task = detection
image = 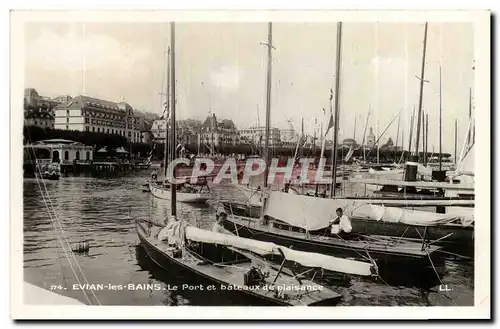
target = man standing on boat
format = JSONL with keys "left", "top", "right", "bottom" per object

{"left": 329, "top": 207, "right": 353, "bottom": 239}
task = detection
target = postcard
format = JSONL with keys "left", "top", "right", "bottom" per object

{"left": 10, "top": 9, "right": 490, "bottom": 320}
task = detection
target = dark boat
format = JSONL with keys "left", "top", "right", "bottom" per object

{"left": 219, "top": 192, "right": 474, "bottom": 248}
{"left": 136, "top": 219, "right": 345, "bottom": 306}
{"left": 217, "top": 192, "right": 445, "bottom": 266}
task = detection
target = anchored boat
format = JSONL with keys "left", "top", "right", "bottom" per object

{"left": 218, "top": 191, "right": 445, "bottom": 264}
{"left": 149, "top": 180, "right": 210, "bottom": 204}
{"left": 136, "top": 219, "right": 351, "bottom": 306}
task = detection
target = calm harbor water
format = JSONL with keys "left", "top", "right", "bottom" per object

{"left": 23, "top": 172, "right": 474, "bottom": 307}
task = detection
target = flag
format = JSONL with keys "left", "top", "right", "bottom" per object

{"left": 329, "top": 88, "right": 333, "bottom": 101}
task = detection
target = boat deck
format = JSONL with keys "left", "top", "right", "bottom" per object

{"left": 138, "top": 223, "right": 341, "bottom": 306}
{"left": 223, "top": 215, "right": 440, "bottom": 259}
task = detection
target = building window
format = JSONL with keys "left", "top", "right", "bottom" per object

{"left": 86, "top": 126, "right": 89, "bottom": 132}
{"left": 86, "top": 151, "right": 90, "bottom": 160}
{"left": 66, "top": 110, "right": 69, "bottom": 116}
{"left": 34, "top": 120, "right": 38, "bottom": 125}
{"left": 81, "top": 110, "right": 84, "bottom": 116}
{"left": 75, "top": 151, "right": 80, "bottom": 160}
{"left": 66, "top": 125, "right": 69, "bottom": 130}
{"left": 66, "top": 118, "right": 69, "bottom": 123}
{"left": 64, "top": 151, "right": 69, "bottom": 161}
{"left": 92, "top": 127, "right": 95, "bottom": 132}
{"left": 107, "top": 128, "right": 109, "bottom": 133}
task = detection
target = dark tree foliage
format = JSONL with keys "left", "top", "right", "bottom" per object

{"left": 23, "top": 126, "right": 153, "bottom": 157}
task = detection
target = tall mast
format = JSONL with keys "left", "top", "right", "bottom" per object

{"left": 170, "top": 22, "right": 177, "bottom": 216}
{"left": 263, "top": 22, "right": 273, "bottom": 188}
{"left": 362, "top": 106, "right": 370, "bottom": 162}
{"left": 439, "top": 66, "right": 443, "bottom": 171}
{"left": 408, "top": 106, "right": 415, "bottom": 161}
{"left": 414, "top": 22, "right": 428, "bottom": 157}
{"left": 468, "top": 87, "right": 472, "bottom": 145}
{"left": 164, "top": 46, "right": 171, "bottom": 178}
{"left": 454, "top": 119, "right": 458, "bottom": 164}
{"left": 425, "top": 113, "right": 429, "bottom": 166}
{"left": 395, "top": 109, "right": 401, "bottom": 150}
{"left": 376, "top": 119, "right": 380, "bottom": 164}
{"left": 330, "top": 22, "right": 342, "bottom": 198}
{"left": 353, "top": 114, "right": 357, "bottom": 141}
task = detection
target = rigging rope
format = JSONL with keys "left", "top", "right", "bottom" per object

{"left": 26, "top": 132, "right": 101, "bottom": 305}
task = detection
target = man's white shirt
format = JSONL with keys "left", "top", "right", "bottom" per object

{"left": 329, "top": 214, "right": 353, "bottom": 234}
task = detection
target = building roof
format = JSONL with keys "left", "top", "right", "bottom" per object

{"left": 35, "top": 139, "right": 82, "bottom": 145}
{"left": 201, "top": 114, "right": 237, "bottom": 132}
{"left": 342, "top": 138, "right": 357, "bottom": 144}
{"left": 202, "top": 114, "right": 219, "bottom": 132}
{"left": 68, "top": 95, "right": 120, "bottom": 111}
{"left": 220, "top": 119, "right": 237, "bottom": 130}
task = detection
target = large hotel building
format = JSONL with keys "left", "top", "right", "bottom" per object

{"left": 54, "top": 96, "right": 143, "bottom": 143}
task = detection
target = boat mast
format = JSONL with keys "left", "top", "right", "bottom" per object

{"left": 362, "top": 106, "right": 370, "bottom": 162}
{"left": 454, "top": 118, "right": 458, "bottom": 164}
{"left": 170, "top": 22, "right": 177, "bottom": 217}
{"left": 468, "top": 87, "right": 472, "bottom": 145}
{"left": 425, "top": 113, "right": 429, "bottom": 166}
{"left": 353, "top": 114, "right": 357, "bottom": 141}
{"left": 164, "top": 46, "right": 171, "bottom": 178}
{"left": 330, "top": 21, "right": 342, "bottom": 198}
{"left": 407, "top": 106, "right": 415, "bottom": 161}
{"left": 414, "top": 22, "right": 428, "bottom": 158}
{"left": 439, "top": 66, "right": 442, "bottom": 171}
{"left": 395, "top": 109, "right": 401, "bottom": 151}
{"left": 263, "top": 22, "right": 273, "bottom": 188}
{"left": 376, "top": 119, "right": 380, "bottom": 164}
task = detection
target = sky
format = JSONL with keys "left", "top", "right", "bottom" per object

{"left": 24, "top": 21, "right": 474, "bottom": 154}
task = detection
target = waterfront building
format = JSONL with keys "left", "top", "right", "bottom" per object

{"left": 24, "top": 139, "right": 94, "bottom": 165}
{"left": 53, "top": 95, "right": 143, "bottom": 143}
{"left": 24, "top": 88, "right": 69, "bottom": 129}
{"left": 200, "top": 114, "right": 239, "bottom": 148}
{"left": 280, "top": 128, "right": 298, "bottom": 143}
{"left": 239, "top": 126, "right": 281, "bottom": 147}
{"left": 150, "top": 119, "right": 202, "bottom": 145}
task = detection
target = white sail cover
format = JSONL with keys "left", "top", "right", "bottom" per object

{"left": 186, "top": 226, "right": 276, "bottom": 255}
{"left": 185, "top": 226, "right": 374, "bottom": 276}
{"left": 263, "top": 191, "right": 470, "bottom": 229}
{"left": 350, "top": 204, "right": 465, "bottom": 226}
{"left": 263, "top": 191, "right": 351, "bottom": 231}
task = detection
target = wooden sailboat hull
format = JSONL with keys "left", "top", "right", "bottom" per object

{"left": 349, "top": 217, "right": 473, "bottom": 248}
{"left": 219, "top": 215, "right": 440, "bottom": 265}
{"left": 136, "top": 220, "right": 341, "bottom": 306}
{"left": 218, "top": 200, "right": 473, "bottom": 246}
{"left": 149, "top": 183, "right": 209, "bottom": 204}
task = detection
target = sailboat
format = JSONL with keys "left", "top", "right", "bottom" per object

{"left": 148, "top": 44, "right": 210, "bottom": 204}
{"left": 137, "top": 23, "right": 361, "bottom": 306}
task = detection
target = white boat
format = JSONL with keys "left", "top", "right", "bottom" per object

{"left": 149, "top": 181, "right": 210, "bottom": 204}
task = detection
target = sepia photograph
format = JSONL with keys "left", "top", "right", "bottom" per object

{"left": 10, "top": 9, "right": 490, "bottom": 320}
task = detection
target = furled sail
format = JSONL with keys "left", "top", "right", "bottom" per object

{"left": 263, "top": 191, "right": 470, "bottom": 229}
{"left": 185, "top": 226, "right": 374, "bottom": 276}
{"left": 349, "top": 204, "right": 469, "bottom": 226}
